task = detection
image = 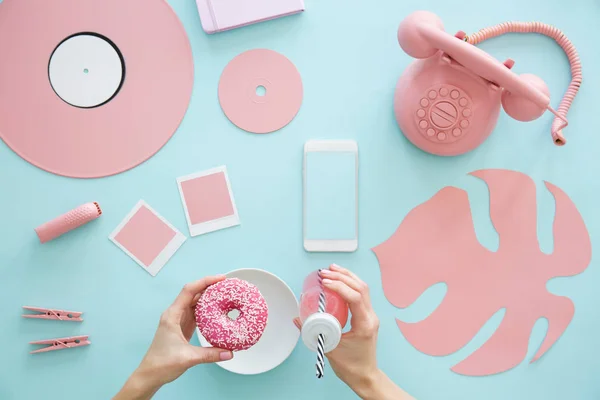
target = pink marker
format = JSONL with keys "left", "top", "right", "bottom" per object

{"left": 35, "top": 202, "right": 102, "bottom": 243}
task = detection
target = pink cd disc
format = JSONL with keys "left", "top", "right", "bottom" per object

{"left": 0, "top": 0, "right": 194, "bottom": 178}
{"left": 218, "top": 49, "right": 303, "bottom": 134}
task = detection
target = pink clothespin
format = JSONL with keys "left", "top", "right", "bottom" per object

{"left": 22, "top": 306, "right": 83, "bottom": 322}
{"left": 29, "top": 335, "right": 91, "bottom": 354}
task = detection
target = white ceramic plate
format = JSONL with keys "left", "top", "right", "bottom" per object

{"left": 196, "top": 268, "right": 300, "bottom": 375}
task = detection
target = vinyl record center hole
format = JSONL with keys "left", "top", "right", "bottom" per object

{"left": 227, "top": 309, "right": 241, "bottom": 320}
{"left": 256, "top": 85, "right": 266, "bottom": 96}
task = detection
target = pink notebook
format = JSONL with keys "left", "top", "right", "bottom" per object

{"left": 196, "top": 0, "right": 305, "bottom": 33}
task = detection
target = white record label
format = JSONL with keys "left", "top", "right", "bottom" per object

{"left": 48, "top": 33, "right": 124, "bottom": 108}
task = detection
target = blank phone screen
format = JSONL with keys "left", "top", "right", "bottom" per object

{"left": 305, "top": 151, "right": 357, "bottom": 240}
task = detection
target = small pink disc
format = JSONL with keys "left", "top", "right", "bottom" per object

{"left": 218, "top": 49, "right": 303, "bottom": 134}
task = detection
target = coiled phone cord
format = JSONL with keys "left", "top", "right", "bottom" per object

{"left": 466, "top": 22, "right": 581, "bottom": 145}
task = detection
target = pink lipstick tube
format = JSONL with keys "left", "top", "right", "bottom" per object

{"left": 35, "top": 202, "right": 102, "bottom": 243}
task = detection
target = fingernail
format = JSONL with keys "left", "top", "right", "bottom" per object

{"left": 320, "top": 269, "right": 331, "bottom": 275}
{"left": 220, "top": 352, "right": 233, "bottom": 361}
{"left": 322, "top": 278, "right": 332, "bottom": 284}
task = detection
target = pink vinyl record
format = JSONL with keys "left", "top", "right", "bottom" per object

{"left": 0, "top": 0, "right": 194, "bottom": 178}
{"left": 218, "top": 49, "right": 303, "bottom": 134}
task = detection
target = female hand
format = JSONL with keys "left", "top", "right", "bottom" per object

{"left": 114, "top": 276, "right": 233, "bottom": 400}
{"left": 296, "top": 265, "right": 413, "bottom": 400}
{"left": 317, "top": 265, "right": 380, "bottom": 388}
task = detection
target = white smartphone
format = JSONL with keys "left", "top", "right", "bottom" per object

{"left": 303, "top": 140, "right": 358, "bottom": 252}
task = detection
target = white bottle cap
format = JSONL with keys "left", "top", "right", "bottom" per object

{"left": 301, "top": 313, "right": 343, "bottom": 353}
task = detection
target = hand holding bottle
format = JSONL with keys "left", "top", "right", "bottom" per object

{"left": 296, "top": 264, "right": 414, "bottom": 400}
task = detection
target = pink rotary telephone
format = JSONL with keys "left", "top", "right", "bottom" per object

{"left": 394, "top": 11, "right": 582, "bottom": 156}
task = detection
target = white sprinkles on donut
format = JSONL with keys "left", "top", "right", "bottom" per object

{"left": 195, "top": 278, "right": 268, "bottom": 351}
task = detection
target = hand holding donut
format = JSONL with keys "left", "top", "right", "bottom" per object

{"left": 296, "top": 265, "right": 414, "bottom": 400}
{"left": 114, "top": 276, "right": 234, "bottom": 400}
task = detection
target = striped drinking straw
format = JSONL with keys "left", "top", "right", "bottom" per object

{"left": 316, "top": 269, "right": 326, "bottom": 378}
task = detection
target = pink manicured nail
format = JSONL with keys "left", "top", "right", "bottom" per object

{"left": 293, "top": 318, "right": 302, "bottom": 330}
{"left": 220, "top": 352, "right": 233, "bottom": 361}
{"left": 320, "top": 269, "right": 331, "bottom": 275}
{"left": 322, "top": 278, "right": 332, "bottom": 284}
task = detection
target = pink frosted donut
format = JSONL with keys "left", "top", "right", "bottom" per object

{"left": 195, "top": 278, "right": 268, "bottom": 351}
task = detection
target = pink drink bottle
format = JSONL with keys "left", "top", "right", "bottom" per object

{"left": 299, "top": 269, "right": 349, "bottom": 353}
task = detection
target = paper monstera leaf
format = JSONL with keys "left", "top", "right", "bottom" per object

{"left": 373, "top": 169, "right": 591, "bottom": 376}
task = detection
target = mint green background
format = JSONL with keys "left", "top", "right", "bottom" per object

{"left": 1, "top": 0, "right": 599, "bottom": 399}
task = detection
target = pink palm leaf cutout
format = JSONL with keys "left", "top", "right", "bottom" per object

{"left": 373, "top": 169, "right": 591, "bottom": 376}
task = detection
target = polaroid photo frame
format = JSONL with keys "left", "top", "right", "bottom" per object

{"left": 177, "top": 166, "right": 240, "bottom": 237}
{"left": 109, "top": 200, "right": 187, "bottom": 276}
